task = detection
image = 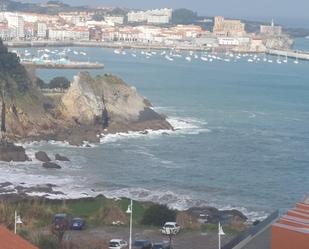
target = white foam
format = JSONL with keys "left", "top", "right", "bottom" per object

{"left": 100, "top": 116, "right": 210, "bottom": 144}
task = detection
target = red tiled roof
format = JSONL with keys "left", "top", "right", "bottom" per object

{"left": 271, "top": 198, "right": 309, "bottom": 249}
{"left": 0, "top": 226, "right": 38, "bottom": 249}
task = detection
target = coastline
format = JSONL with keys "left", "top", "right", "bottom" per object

{"left": 4, "top": 40, "right": 261, "bottom": 53}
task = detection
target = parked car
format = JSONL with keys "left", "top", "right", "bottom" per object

{"left": 132, "top": 240, "right": 152, "bottom": 249}
{"left": 70, "top": 218, "right": 86, "bottom": 230}
{"left": 161, "top": 222, "right": 181, "bottom": 235}
{"left": 152, "top": 242, "right": 171, "bottom": 249}
{"left": 108, "top": 239, "right": 128, "bottom": 249}
{"left": 53, "top": 213, "right": 71, "bottom": 231}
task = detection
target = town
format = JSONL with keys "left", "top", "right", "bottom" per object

{"left": 0, "top": 2, "right": 293, "bottom": 53}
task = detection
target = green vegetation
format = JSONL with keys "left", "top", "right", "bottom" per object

{"left": 172, "top": 8, "right": 198, "bottom": 24}
{"left": 141, "top": 204, "right": 176, "bottom": 227}
{"left": 0, "top": 38, "right": 32, "bottom": 93}
{"left": 48, "top": 76, "right": 70, "bottom": 89}
{"left": 35, "top": 234, "right": 59, "bottom": 249}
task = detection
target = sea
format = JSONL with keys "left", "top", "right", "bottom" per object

{"left": 2, "top": 38, "right": 309, "bottom": 221}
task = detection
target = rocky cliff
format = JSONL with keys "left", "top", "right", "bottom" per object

{"left": 59, "top": 72, "right": 172, "bottom": 134}
{"left": 0, "top": 40, "right": 172, "bottom": 146}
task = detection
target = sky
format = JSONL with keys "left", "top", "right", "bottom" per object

{"left": 24, "top": 0, "right": 309, "bottom": 28}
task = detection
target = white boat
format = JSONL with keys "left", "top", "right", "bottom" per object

{"left": 173, "top": 54, "right": 182, "bottom": 58}
{"left": 161, "top": 51, "right": 166, "bottom": 56}
{"left": 131, "top": 53, "right": 137, "bottom": 57}
{"left": 122, "top": 51, "right": 126, "bottom": 55}
{"left": 201, "top": 56, "right": 208, "bottom": 61}
{"left": 294, "top": 59, "right": 299, "bottom": 64}
{"left": 248, "top": 59, "right": 253, "bottom": 63}
{"left": 80, "top": 52, "right": 87, "bottom": 56}
{"left": 165, "top": 55, "right": 174, "bottom": 61}
{"left": 185, "top": 56, "right": 192, "bottom": 62}
{"left": 224, "top": 58, "right": 231, "bottom": 62}
{"left": 194, "top": 54, "right": 199, "bottom": 59}
{"left": 276, "top": 59, "right": 282, "bottom": 64}
{"left": 114, "top": 49, "right": 121, "bottom": 54}
{"left": 209, "top": 58, "right": 213, "bottom": 62}
{"left": 268, "top": 59, "right": 273, "bottom": 63}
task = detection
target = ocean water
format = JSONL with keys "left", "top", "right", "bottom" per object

{"left": 3, "top": 39, "right": 309, "bottom": 220}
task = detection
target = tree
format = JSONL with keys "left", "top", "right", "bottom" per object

{"left": 141, "top": 204, "right": 176, "bottom": 227}
{"left": 48, "top": 77, "right": 70, "bottom": 89}
{"left": 172, "top": 8, "right": 198, "bottom": 24}
{"left": 36, "top": 77, "right": 48, "bottom": 89}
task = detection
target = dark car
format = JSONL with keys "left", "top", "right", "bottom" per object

{"left": 152, "top": 243, "right": 170, "bottom": 249}
{"left": 132, "top": 240, "right": 152, "bottom": 249}
{"left": 70, "top": 218, "right": 86, "bottom": 230}
{"left": 53, "top": 213, "right": 71, "bottom": 231}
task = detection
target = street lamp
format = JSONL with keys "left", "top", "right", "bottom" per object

{"left": 126, "top": 199, "right": 133, "bottom": 249}
{"left": 14, "top": 210, "right": 23, "bottom": 234}
{"left": 218, "top": 222, "right": 225, "bottom": 249}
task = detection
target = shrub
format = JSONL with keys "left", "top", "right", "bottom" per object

{"left": 49, "top": 77, "right": 70, "bottom": 89}
{"left": 35, "top": 234, "right": 59, "bottom": 249}
{"left": 141, "top": 204, "right": 176, "bottom": 227}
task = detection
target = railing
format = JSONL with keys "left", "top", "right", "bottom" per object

{"left": 222, "top": 210, "right": 279, "bottom": 249}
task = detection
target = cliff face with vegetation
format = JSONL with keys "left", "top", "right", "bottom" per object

{"left": 0, "top": 40, "right": 172, "bottom": 145}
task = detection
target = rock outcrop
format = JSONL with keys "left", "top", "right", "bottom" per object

{"left": 188, "top": 207, "right": 248, "bottom": 225}
{"left": 55, "top": 154, "right": 70, "bottom": 161}
{"left": 0, "top": 141, "right": 29, "bottom": 162}
{"left": 0, "top": 39, "right": 172, "bottom": 147}
{"left": 60, "top": 72, "right": 172, "bottom": 133}
{"left": 42, "top": 162, "right": 61, "bottom": 169}
{"left": 35, "top": 151, "right": 51, "bottom": 162}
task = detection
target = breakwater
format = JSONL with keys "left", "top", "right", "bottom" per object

{"left": 266, "top": 49, "right": 309, "bottom": 61}
{"left": 21, "top": 60, "right": 104, "bottom": 69}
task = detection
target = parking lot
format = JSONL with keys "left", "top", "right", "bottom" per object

{"left": 63, "top": 226, "right": 234, "bottom": 249}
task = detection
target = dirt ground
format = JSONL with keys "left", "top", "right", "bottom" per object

{"left": 63, "top": 226, "right": 234, "bottom": 249}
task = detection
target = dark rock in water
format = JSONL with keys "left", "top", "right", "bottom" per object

{"left": 140, "top": 130, "right": 149, "bottom": 135}
{"left": 42, "top": 162, "right": 61, "bottom": 169}
{"left": 55, "top": 154, "right": 70, "bottom": 161}
{"left": 0, "top": 141, "right": 29, "bottom": 162}
{"left": 35, "top": 151, "right": 51, "bottom": 162}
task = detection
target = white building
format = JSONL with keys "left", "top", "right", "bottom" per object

{"left": 218, "top": 37, "right": 240, "bottom": 46}
{"left": 147, "top": 15, "right": 170, "bottom": 24}
{"left": 128, "top": 8, "right": 172, "bottom": 24}
{"left": 4, "top": 13, "right": 24, "bottom": 39}
{"left": 48, "top": 27, "right": 89, "bottom": 41}
{"left": 0, "top": 23, "right": 15, "bottom": 40}
{"left": 104, "top": 16, "right": 124, "bottom": 25}
{"left": 37, "top": 22, "right": 47, "bottom": 39}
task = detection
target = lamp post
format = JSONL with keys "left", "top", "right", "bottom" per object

{"left": 14, "top": 210, "right": 23, "bottom": 234}
{"left": 218, "top": 222, "right": 225, "bottom": 249}
{"left": 126, "top": 199, "right": 133, "bottom": 249}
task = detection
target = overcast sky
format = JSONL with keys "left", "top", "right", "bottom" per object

{"left": 24, "top": 0, "right": 309, "bottom": 27}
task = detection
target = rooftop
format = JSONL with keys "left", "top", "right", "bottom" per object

{"left": 0, "top": 225, "right": 39, "bottom": 249}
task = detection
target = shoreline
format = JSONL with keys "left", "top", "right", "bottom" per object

{"left": 5, "top": 40, "right": 265, "bottom": 53}
{"left": 0, "top": 181, "right": 252, "bottom": 225}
